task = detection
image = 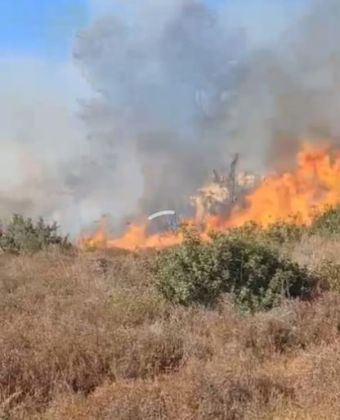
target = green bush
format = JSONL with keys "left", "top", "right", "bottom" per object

{"left": 154, "top": 227, "right": 315, "bottom": 310}
{"left": 315, "top": 259, "right": 340, "bottom": 293}
{"left": 265, "top": 220, "right": 304, "bottom": 244}
{"left": 225, "top": 220, "right": 303, "bottom": 247}
{"left": 309, "top": 206, "right": 340, "bottom": 237}
{"left": 0, "top": 214, "right": 71, "bottom": 254}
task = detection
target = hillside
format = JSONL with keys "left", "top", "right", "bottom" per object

{"left": 1, "top": 215, "right": 340, "bottom": 419}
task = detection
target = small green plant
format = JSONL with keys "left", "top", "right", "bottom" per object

{"left": 154, "top": 227, "right": 315, "bottom": 310}
{"left": 0, "top": 214, "right": 71, "bottom": 254}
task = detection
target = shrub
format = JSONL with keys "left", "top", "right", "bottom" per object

{"left": 315, "top": 259, "right": 340, "bottom": 293}
{"left": 226, "top": 220, "right": 303, "bottom": 247}
{"left": 154, "top": 227, "right": 315, "bottom": 310}
{"left": 310, "top": 206, "right": 340, "bottom": 237}
{"left": 265, "top": 220, "right": 304, "bottom": 244}
{"left": 0, "top": 214, "right": 71, "bottom": 254}
{"left": 154, "top": 228, "right": 224, "bottom": 307}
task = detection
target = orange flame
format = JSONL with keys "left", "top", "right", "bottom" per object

{"left": 78, "top": 217, "right": 183, "bottom": 251}
{"left": 227, "top": 142, "right": 340, "bottom": 228}
{"left": 78, "top": 142, "right": 340, "bottom": 251}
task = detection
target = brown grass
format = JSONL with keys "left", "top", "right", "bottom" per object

{"left": 1, "top": 242, "right": 340, "bottom": 419}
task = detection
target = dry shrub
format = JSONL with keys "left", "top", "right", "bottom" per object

{"left": 237, "top": 293, "right": 340, "bottom": 359}
{"left": 291, "top": 235, "right": 340, "bottom": 293}
{"left": 290, "top": 234, "right": 340, "bottom": 269}
{"left": 43, "top": 293, "right": 340, "bottom": 419}
{"left": 0, "top": 251, "right": 180, "bottom": 415}
{"left": 1, "top": 248, "right": 340, "bottom": 419}
{"left": 260, "top": 340, "right": 340, "bottom": 419}
{"left": 45, "top": 362, "right": 294, "bottom": 420}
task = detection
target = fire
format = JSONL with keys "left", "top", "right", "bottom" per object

{"left": 78, "top": 142, "right": 340, "bottom": 251}
{"left": 227, "top": 143, "right": 340, "bottom": 228}
{"left": 78, "top": 217, "right": 183, "bottom": 251}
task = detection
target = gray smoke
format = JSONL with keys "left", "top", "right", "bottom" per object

{"left": 74, "top": 0, "right": 247, "bottom": 219}
{"left": 232, "top": 0, "right": 340, "bottom": 171}
{"left": 0, "top": 58, "right": 89, "bottom": 235}
{"left": 3, "top": 0, "right": 340, "bottom": 234}
{"left": 77, "top": 0, "right": 340, "bottom": 226}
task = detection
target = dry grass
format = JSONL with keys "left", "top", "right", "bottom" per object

{"left": 1, "top": 243, "right": 340, "bottom": 419}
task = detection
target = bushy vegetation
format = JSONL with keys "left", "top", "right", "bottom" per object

{"left": 154, "top": 227, "right": 315, "bottom": 310}
{"left": 265, "top": 219, "right": 305, "bottom": 244}
{"left": 225, "top": 206, "right": 340, "bottom": 246}
{"left": 2, "top": 209, "right": 340, "bottom": 418}
{"left": 309, "top": 205, "right": 340, "bottom": 236}
{"left": 315, "top": 258, "right": 340, "bottom": 293}
{"left": 0, "top": 214, "right": 71, "bottom": 254}
{"left": 0, "top": 248, "right": 340, "bottom": 419}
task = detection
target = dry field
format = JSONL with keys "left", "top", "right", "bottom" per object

{"left": 1, "top": 236, "right": 340, "bottom": 419}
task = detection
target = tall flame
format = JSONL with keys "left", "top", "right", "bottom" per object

{"left": 78, "top": 142, "right": 340, "bottom": 251}
{"left": 228, "top": 143, "right": 340, "bottom": 228}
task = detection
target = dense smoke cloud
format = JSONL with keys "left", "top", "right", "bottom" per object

{"left": 4, "top": 0, "right": 340, "bottom": 233}
{"left": 77, "top": 0, "right": 340, "bottom": 224}
{"left": 74, "top": 0, "right": 247, "bottom": 218}
{"left": 232, "top": 0, "right": 340, "bottom": 170}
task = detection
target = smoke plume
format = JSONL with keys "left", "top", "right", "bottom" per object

{"left": 77, "top": 0, "right": 340, "bottom": 226}
{"left": 74, "top": 0, "right": 247, "bottom": 220}
{"left": 4, "top": 0, "right": 340, "bottom": 233}
{"left": 231, "top": 0, "right": 340, "bottom": 170}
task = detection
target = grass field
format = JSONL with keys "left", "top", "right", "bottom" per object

{"left": 1, "top": 227, "right": 340, "bottom": 419}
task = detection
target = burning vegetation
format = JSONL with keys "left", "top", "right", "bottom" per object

{"left": 78, "top": 141, "right": 340, "bottom": 251}
{"left": 7, "top": 0, "right": 340, "bottom": 417}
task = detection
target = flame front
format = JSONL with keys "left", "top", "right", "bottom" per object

{"left": 78, "top": 142, "right": 340, "bottom": 251}
{"left": 78, "top": 219, "right": 183, "bottom": 251}
{"left": 228, "top": 143, "right": 340, "bottom": 228}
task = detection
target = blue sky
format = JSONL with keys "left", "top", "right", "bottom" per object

{"left": 0, "top": 0, "right": 309, "bottom": 159}
{"left": 0, "top": 0, "right": 309, "bottom": 231}
{"left": 0, "top": 0, "right": 89, "bottom": 58}
{"left": 0, "top": 0, "right": 308, "bottom": 59}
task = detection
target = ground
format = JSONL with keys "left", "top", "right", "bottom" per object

{"left": 1, "top": 236, "right": 340, "bottom": 419}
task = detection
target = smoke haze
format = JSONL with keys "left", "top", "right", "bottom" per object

{"left": 75, "top": 0, "right": 250, "bottom": 221}
{"left": 3, "top": 0, "right": 340, "bottom": 233}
